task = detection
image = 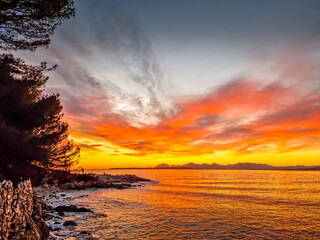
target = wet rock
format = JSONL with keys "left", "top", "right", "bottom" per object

{"left": 44, "top": 214, "right": 53, "bottom": 220}
{"left": 63, "top": 221, "right": 77, "bottom": 226}
{"left": 114, "top": 184, "right": 125, "bottom": 189}
{"left": 36, "top": 216, "right": 50, "bottom": 239}
{"left": 42, "top": 204, "right": 53, "bottom": 212}
{"left": 95, "top": 213, "right": 107, "bottom": 218}
{"left": 114, "top": 183, "right": 131, "bottom": 189}
{"left": 80, "top": 231, "right": 91, "bottom": 235}
{"left": 54, "top": 205, "right": 92, "bottom": 213}
{"left": 58, "top": 173, "right": 151, "bottom": 190}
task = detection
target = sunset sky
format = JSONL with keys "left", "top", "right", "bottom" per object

{"left": 19, "top": 0, "right": 320, "bottom": 169}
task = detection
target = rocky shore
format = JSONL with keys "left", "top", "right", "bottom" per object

{"left": 1, "top": 172, "right": 151, "bottom": 239}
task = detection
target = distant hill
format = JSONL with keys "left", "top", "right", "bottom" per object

{"left": 154, "top": 162, "right": 320, "bottom": 170}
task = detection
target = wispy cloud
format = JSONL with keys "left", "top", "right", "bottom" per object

{"left": 16, "top": 1, "right": 320, "bottom": 160}
{"left": 19, "top": 1, "right": 177, "bottom": 129}
{"left": 63, "top": 54, "right": 320, "bottom": 157}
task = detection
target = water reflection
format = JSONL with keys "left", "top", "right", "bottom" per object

{"left": 72, "top": 170, "right": 320, "bottom": 239}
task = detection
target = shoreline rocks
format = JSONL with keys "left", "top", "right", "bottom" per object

{"left": 61, "top": 174, "right": 150, "bottom": 190}
{"left": 49, "top": 173, "right": 150, "bottom": 190}
{"left": 39, "top": 173, "right": 151, "bottom": 239}
{"left": 63, "top": 221, "right": 77, "bottom": 226}
{"left": 54, "top": 205, "right": 92, "bottom": 213}
{"left": 36, "top": 169, "right": 151, "bottom": 191}
{"left": 1, "top": 173, "right": 151, "bottom": 239}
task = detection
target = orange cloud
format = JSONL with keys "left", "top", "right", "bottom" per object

{"left": 65, "top": 75, "right": 320, "bottom": 161}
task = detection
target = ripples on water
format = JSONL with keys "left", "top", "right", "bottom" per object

{"left": 70, "top": 170, "right": 320, "bottom": 239}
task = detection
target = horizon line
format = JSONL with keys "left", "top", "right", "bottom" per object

{"left": 79, "top": 161, "right": 320, "bottom": 170}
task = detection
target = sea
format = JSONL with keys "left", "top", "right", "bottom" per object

{"left": 54, "top": 169, "right": 320, "bottom": 239}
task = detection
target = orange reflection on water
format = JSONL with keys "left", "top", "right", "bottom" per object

{"left": 70, "top": 169, "right": 320, "bottom": 239}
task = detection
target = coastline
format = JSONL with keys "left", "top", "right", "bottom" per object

{"left": 0, "top": 173, "right": 151, "bottom": 240}
{"left": 36, "top": 173, "right": 151, "bottom": 239}
{"left": 40, "top": 170, "right": 320, "bottom": 239}
{"left": 3, "top": 169, "right": 320, "bottom": 239}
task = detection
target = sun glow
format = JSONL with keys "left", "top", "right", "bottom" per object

{"left": 67, "top": 68, "right": 320, "bottom": 169}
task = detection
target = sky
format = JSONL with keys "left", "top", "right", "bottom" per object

{"left": 19, "top": 0, "right": 320, "bottom": 168}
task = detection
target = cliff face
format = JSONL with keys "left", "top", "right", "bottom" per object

{"left": 0, "top": 180, "right": 49, "bottom": 240}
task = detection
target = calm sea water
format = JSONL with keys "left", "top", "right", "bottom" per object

{"left": 69, "top": 169, "right": 320, "bottom": 239}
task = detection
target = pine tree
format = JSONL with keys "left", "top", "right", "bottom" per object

{"left": 0, "top": 54, "right": 79, "bottom": 177}
{"left": 0, "top": 0, "right": 75, "bottom": 51}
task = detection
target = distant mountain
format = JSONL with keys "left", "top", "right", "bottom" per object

{"left": 154, "top": 162, "right": 320, "bottom": 170}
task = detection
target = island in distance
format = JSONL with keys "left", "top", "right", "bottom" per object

{"left": 153, "top": 162, "right": 320, "bottom": 170}
{"left": 110, "top": 162, "right": 320, "bottom": 170}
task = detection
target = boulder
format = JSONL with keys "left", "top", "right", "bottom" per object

{"left": 54, "top": 205, "right": 92, "bottom": 213}
{"left": 63, "top": 221, "right": 77, "bottom": 226}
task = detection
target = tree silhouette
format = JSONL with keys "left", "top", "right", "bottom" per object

{"left": 0, "top": 0, "right": 75, "bottom": 51}
{"left": 0, "top": 54, "right": 79, "bottom": 178}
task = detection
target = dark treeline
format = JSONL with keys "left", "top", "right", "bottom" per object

{"left": 0, "top": 0, "right": 79, "bottom": 184}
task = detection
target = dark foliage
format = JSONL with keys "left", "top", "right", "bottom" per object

{"left": 0, "top": 164, "right": 46, "bottom": 186}
{"left": 0, "top": 54, "right": 79, "bottom": 180}
{"left": 75, "top": 173, "right": 96, "bottom": 182}
{"left": 41, "top": 169, "right": 96, "bottom": 186}
{"left": 0, "top": 0, "right": 75, "bottom": 51}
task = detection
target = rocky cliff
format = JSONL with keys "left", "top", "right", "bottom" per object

{"left": 0, "top": 179, "right": 49, "bottom": 240}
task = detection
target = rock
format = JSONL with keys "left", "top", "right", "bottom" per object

{"left": 58, "top": 172, "right": 151, "bottom": 190}
{"left": 54, "top": 205, "right": 92, "bottom": 213}
{"left": 0, "top": 180, "right": 49, "bottom": 240}
{"left": 63, "top": 221, "right": 77, "bottom": 226}
{"left": 44, "top": 214, "right": 53, "bottom": 220}
{"left": 36, "top": 217, "right": 50, "bottom": 239}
